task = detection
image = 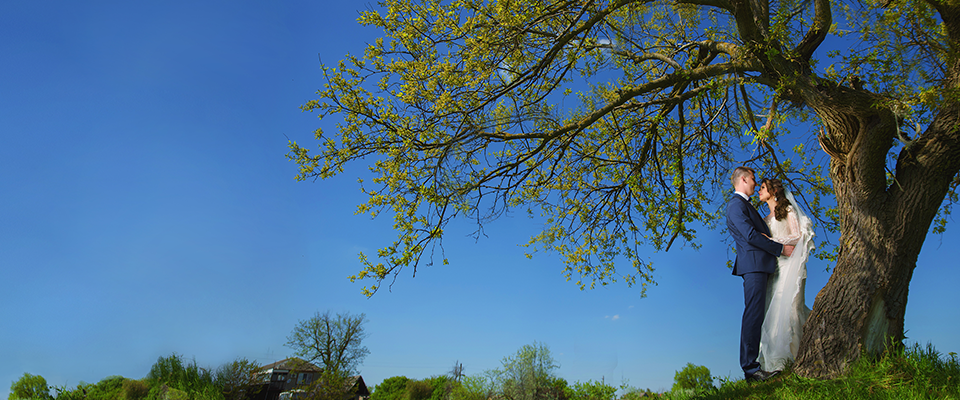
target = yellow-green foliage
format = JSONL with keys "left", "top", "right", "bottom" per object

{"left": 9, "top": 373, "right": 51, "bottom": 400}
{"left": 671, "top": 363, "right": 713, "bottom": 393}
{"left": 291, "top": 0, "right": 959, "bottom": 297}
{"left": 145, "top": 354, "right": 223, "bottom": 400}
{"left": 372, "top": 376, "right": 412, "bottom": 400}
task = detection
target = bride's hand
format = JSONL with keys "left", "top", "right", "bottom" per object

{"left": 782, "top": 244, "right": 795, "bottom": 257}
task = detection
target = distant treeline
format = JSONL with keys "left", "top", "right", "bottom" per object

{"left": 368, "top": 343, "right": 660, "bottom": 400}
{"left": 9, "top": 353, "right": 261, "bottom": 400}
{"left": 9, "top": 343, "right": 667, "bottom": 400}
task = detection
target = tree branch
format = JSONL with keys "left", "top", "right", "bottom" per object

{"left": 794, "top": 0, "right": 832, "bottom": 63}
{"left": 677, "top": 0, "right": 734, "bottom": 12}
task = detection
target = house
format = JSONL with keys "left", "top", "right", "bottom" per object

{"left": 248, "top": 358, "right": 369, "bottom": 400}
{"left": 342, "top": 376, "right": 370, "bottom": 400}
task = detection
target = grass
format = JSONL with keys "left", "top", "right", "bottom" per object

{"left": 664, "top": 343, "right": 960, "bottom": 400}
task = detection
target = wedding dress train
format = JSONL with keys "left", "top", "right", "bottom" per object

{"left": 758, "top": 192, "right": 815, "bottom": 372}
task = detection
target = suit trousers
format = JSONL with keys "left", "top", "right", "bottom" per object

{"left": 741, "top": 272, "right": 768, "bottom": 375}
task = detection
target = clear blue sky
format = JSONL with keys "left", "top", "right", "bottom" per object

{"left": 2, "top": 1, "right": 958, "bottom": 397}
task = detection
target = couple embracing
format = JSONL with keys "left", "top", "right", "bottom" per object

{"left": 726, "top": 166, "right": 815, "bottom": 382}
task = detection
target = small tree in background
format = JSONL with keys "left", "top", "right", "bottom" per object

{"left": 371, "top": 376, "right": 411, "bottom": 400}
{"left": 286, "top": 311, "right": 369, "bottom": 378}
{"left": 671, "top": 363, "right": 713, "bottom": 393}
{"left": 493, "top": 343, "right": 567, "bottom": 400}
{"left": 9, "top": 373, "right": 52, "bottom": 400}
{"left": 449, "top": 375, "right": 494, "bottom": 400}
{"left": 285, "top": 311, "right": 369, "bottom": 400}
{"left": 214, "top": 358, "right": 262, "bottom": 400}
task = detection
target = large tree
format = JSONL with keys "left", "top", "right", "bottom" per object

{"left": 214, "top": 358, "right": 263, "bottom": 400}
{"left": 289, "top": 0, "right": 960, "bottom": 378}
{"left": 9, "top": 373, "right": 51, "bottom": 400}
{"left": 492, "top": 343, "right": 567, "bottom": 400}
{"left": 286, "top": 311, "right": 370, "bottom": 378}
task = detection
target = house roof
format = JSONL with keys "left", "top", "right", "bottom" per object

{"left": 345, "top": 376, "right": 369, "bottom": 396}
{"left": 259, "top": 358, "right": 323, "bottom": 373}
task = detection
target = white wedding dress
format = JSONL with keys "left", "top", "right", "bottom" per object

{"left": 758, "top": 192, "right": 815, "bottom": 372}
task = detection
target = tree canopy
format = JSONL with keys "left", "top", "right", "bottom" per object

{"left": 290, "top": 0, "right": 956, "bottom": 295}
{"left": 214, "top": 358, "right": 262, "bottom": 400}
{"left": 671, "top": 363, "right": 713, "bottom": 393}
{"left": 9, "top": 373, "right": 51, "bottom": 400}
{"left": 490, "top": 342, "right": 567, "bottom": 400}
{"left": 285, "top": 311, "right": 370, "bottom": 378}
{"left": 291, "top": 0, "right": 960, "bottom": 378}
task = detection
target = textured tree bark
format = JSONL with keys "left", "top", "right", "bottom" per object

{"left": 794, "top": 206, "right": 921, "bottom": 378}
{"left": 792, "top": 80, "right": 960, "bottom": 378}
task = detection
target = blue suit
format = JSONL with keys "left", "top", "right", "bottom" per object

{"left": 726, "top": 193, "right": 783, "bottom": 375}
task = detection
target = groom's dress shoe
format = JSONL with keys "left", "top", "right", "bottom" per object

{"left": 746, "top": 369, "right": 780, "bottom": 382}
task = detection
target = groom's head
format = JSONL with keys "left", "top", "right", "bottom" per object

{"left": 731, "top": 166, "right": 757, "bottom": 196}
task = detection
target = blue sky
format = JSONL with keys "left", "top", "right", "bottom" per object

{"left": 2, "top": 1, "right": 958, "bottom": 397}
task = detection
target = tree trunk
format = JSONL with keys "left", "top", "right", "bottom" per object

{"left": 792, "top": 82, "right": 960, "bottom": 378}
{"left": 793, "top": 207, "right": 922, "bottom": 378}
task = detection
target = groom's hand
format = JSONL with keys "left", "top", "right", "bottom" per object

{"left": 782, "top": 245, "right": 795, "bottom": 257}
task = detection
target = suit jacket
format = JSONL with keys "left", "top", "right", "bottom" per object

{"left": 726, "top": 194, "right": 783, "bottom": 276}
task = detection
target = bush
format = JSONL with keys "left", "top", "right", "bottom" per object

{"left": 565, "top": 380, "right": 616, "bottom": 400}
{"left": 671, "top": 363, "right": 713, "bottom": 393}
{"left": 427, "top": 376, "right": 454, "bottom": 400}
{"left": 372, "top": 376, "right": 411, "bottom": 400}
{"left": 9, "top": 373, "right": 52, "bottom": 400}
{"left": 85, "top": 376, "right": 127, "bottom": 400}
{"left": 122, "top": 380, "right": 150, "bottom": 400}
{"left": 145, "top": 353, "right": 222, "bottom": 400}
{"left": 400, "top": 376, "right": 458, "bottom": 400}
{"left": 404, "top": 380, "right": 435, "bottom": 400}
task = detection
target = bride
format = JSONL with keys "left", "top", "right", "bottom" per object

{"left": 757, "top": 178, "right": 815, "bottom": 372}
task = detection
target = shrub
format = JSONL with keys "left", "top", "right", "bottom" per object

{"left": 122, "top": 380, "right": 150, "bottom": 400}
{"left": 565, "top": 380, "right": 616, "bottom": 400}
{"left": 404, "top": 380, "right": 434, "bottom": 400}
{"left": 427, "top": 376, "right": 454, "bottom": 400}
{"left": 671, "top": 363, "right": 713, "bottom": 393}
{"left": 372, "top": 376, "right": 410, "bottom": 400}
{"left": 9, "top": 373, "right": 52, "bottom": 400}
{"left": 85, "top": 376, "right": 126, "bottom": 400}
{"left": 145, "top": 353, "right": 222, "bottom": 400}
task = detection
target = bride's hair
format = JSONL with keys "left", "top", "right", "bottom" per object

{"left": 762, "top": 178, "right": 789, "bottom": 220}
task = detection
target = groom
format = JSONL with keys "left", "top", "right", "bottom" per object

{"left": 726, "top": 166, "right": 794, "bottom": 382}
